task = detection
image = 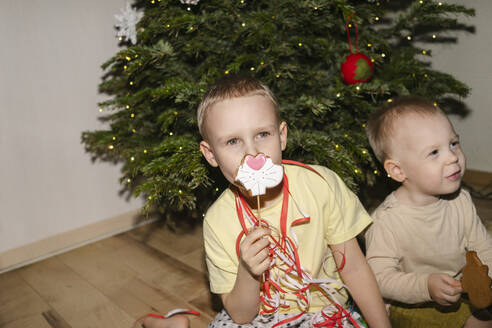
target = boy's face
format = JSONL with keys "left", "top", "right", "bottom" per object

{"left": 200, "top": 95, "right": 287, "bottom": 189}
{"left": 389, "top": 112, "right": 466, "bottom": 200}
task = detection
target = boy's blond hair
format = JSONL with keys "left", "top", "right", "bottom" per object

{"left": 197, "top": 75, "right": 279, "bottom": 139}
{"left": 366, "top": 96, "right": 444, "bottom": 163}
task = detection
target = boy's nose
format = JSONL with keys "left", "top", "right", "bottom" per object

{"left": 447, "top": 149, "right": 459, "bottom": 164}
{"left": 244, "top": 141, "right": 259, "bottom": 156}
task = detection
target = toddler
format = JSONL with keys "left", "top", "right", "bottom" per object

{"left": 365, "top": 96, "right": 492, "bottom": 327}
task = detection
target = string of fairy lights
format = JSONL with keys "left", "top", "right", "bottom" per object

{"left": 99, "top": 0, "right": 452, "bottom": 204}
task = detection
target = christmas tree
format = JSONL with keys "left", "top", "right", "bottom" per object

{"left": 82, "top": 0, "right": 474, "bottom": 222}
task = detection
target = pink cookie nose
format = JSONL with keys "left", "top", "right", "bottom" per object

{"left": 245, "top": 153, "right": 266, "bottom": 170}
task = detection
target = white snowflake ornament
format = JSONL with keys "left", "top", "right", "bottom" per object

{"left": 180, "top": 0, "right": 200, "bottom": 5}
{"left": 115, "top": 2, "right": 143, "bottom": 45}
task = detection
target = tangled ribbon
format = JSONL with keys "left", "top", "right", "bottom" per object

{"left": 234, "top": 160, "right": 361, "bottom": 327}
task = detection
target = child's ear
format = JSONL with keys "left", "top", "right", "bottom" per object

{"left": 279, "top": 121, "right": 288, "bottom": 151}
{"left": 200, "top": 141, "right": 219, "bottom": 167}
{"left": 384, "top": 159, "right": 406, "bottom": 183}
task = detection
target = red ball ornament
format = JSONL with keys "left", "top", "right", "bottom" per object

{"left": 341, "top": 53, "right": 374, "bottom": 84}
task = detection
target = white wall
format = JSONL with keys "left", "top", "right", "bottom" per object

{"left": 0, "top": 0, "right": 490, "bottom": 256}
{"left": 429, "top": 0, "right": 492, "bottom": 172}
{"left": 0, "top": 0, "right": 142, "bottom": 254}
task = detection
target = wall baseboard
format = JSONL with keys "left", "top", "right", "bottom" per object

{"left": 0, "top": 209, "right": 154, "bottom": 274}
{"left": 463, "top": 169, "right": 492, "bottom": 187}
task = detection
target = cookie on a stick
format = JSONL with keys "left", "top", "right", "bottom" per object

{"left": 234, "top": 153, "right": 283, "bottom": 218}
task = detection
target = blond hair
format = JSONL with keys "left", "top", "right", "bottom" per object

{"left": 197, "top": 75, "right": 279, "bottom": 139}
{"left": 366, "top": 96, "right": 444, "bottom": 163}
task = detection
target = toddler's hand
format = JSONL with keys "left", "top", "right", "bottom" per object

{"left": 239, "top": 227, "right": 271, "bottom": 278}
{"left": 428, "top": 273, "right": 463, "bottom": 306}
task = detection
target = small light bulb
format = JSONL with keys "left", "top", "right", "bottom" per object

{"left": 298, "top": 42, "right": 302, "bottom": 47}
{"left": 367, "top": 43, "right": 372, "bottom": 47}
{"left": 126, "top": 105, "right": 130, "bottom": 109}
{"left": 374, "top": 170, "right": 379, "bottom": 175}
{"left": 108, "top": 145, "right": 114, "bottom": 150}
{"left": 169, "top": 132, "right": 173, "bottom": 136}
{"left": 241, "top": 22, "right": 246, "bottom": 27}
{"left": 129, "top": 81, "right": 134, "bottom": 85}
{"left": 99, "top": 108, "right": 103, "bottom": 112}
{"left": 130, "top": 113, "right": 135, "bottom": 118}
{"left": 356, "top": 86, "right": 360, "bottom": 91}
{"left": 387, "top": 98, "right": 393, "bottom": 103}
{"left": 131, "top": 156, "right": 135, "bottom": 161}
{"left": 407, "top": 36, "right": 412, "bottom": 40}
{"left": 335, "top": 144, "right": 340, "bottom": 150}
{"left": 432, "top": 34, "right": 437, "bottom": 39}
{"left": 381, "top": 53, "right": 386, "bottom": 57}
{"left": 178, "top": 190, "right": 182, "bottom": 194}
{"left": 225, "top": 70, "right": 229, "bottom": 74}
{"left": 250, "top": 67, "right": 255, "bottom": 71}
{"left": 422, "top": 50, "right": 427, "bottom": 55}
{"left": 375, "top": 17, "right": 379, "bottom": 21}
{"left": 126, "top": 56, "right": 131, "bottom": 61}
{"left": 132, "top": 129, "right": 136, "bottom": 133}
{"left": 336, "top": 93, "right": 341, "bottom": 97}
{"left": 143, "top": 149, "right": 147, "bottom": 153}
{"left": 112, "top": 136, "right": 116, "bottom": 140}
{"left": 127, "top": 178, "right": 131, "bottom": 183}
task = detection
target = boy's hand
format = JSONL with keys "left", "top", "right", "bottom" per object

{"left": 239, "top": 227, "right": 271, "bottom": 277}
{"left": 428, "top": 273, "right": 463, "bottom": 306}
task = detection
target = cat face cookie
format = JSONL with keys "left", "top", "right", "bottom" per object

{"left": 234, "top": 153, "right": 283, "bottom": 197}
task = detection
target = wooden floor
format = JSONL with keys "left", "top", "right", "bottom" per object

{"left": 1, "top": 187, "right": 492, "bottom": 328}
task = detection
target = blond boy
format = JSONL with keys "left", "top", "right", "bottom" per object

{"left": 365, "top": 96, "right": 492, "bottom": 327}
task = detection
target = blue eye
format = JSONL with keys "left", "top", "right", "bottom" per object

{"left": 258, "top": 131, "right": 270, "bottom": 138}
{"left": 451, "top": 140, "right": 460, "bottom": 148}
{"left": 227, "top": 138, "right": 239, "bottom": 145}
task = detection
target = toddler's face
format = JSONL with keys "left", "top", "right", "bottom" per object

{"left": 200, "top": 95, "right": 287, "bottom": 189}
{"left": 391, "top": 112, "right": 466, "bottom": 198}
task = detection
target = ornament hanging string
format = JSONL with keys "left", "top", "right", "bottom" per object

{"left": 345, "top": 13, "right": 359, "bottom": 55}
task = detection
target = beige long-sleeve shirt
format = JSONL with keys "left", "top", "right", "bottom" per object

{"left": 365, "top": 188, "right": 492, "bottom": 304}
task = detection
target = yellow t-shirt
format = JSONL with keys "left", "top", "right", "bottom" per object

{"left": 203, "top": 164, "right": 372, "bottom": 314}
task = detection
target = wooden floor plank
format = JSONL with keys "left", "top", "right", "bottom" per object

{"left": 2, "top": 313, "right": 52, "bottom": 328}
{"left": 0, "top": 271, "right": 51, "bottom": 326}
{"left": 17, "top": 257, "right": 135, "bottom": 328}
{"left": 57, "top": 234, "right": 215, "bottom": 325}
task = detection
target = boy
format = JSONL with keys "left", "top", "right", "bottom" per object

{"left": 197, "top": 75, "right": 389, "bottom": 327}
{"left": 143, "top": 75, "right": 390, "bottom": 328}
{"left": 365, "top": 96, "right": 492, "bottom": 327}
